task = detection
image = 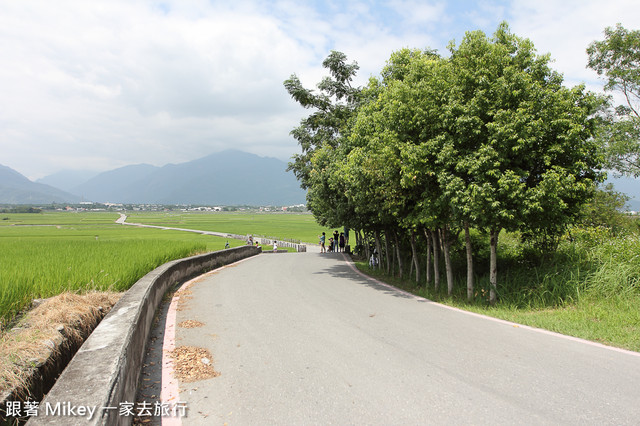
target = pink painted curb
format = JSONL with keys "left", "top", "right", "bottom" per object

{"left": 160, "top": 256, "right": 259, "bottom": 424}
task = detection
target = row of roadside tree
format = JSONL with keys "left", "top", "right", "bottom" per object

{"left": 285, "top": 23, "right": 638, "bottom": 304}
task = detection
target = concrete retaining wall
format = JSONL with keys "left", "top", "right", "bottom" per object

{"left": 28, "top": 245, "right": 260, "bottom": 425}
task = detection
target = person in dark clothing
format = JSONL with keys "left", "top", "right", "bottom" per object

{"left": 339, "top": 233, "right": 345, "bottom": 252}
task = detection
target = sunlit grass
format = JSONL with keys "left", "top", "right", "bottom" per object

{"left": 127, "top": 211, "right": 329, "bottom": 244}
{"left": 0, "top": 211, "right": 307, "bottom": 326}
{"left": 0, "top": 211, "right": 117, "bottom": 226}
{"left": 0, "top": 213, "right": 245, "bottom": 327}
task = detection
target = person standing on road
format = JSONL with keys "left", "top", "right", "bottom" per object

{"left": 319, "top": 232, "right": 326, "bottom": 253}
{"left": 333, "top": 230, "right": 339, "bottom": 251}
{"left": 339, "top": 233, "right": 345, "bottom": 253}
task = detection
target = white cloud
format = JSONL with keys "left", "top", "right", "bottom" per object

{"left": 0, "top": 0, "right": 317, "bottom": 178}
{"left": 508, "top": 0, "right": 640, "bottom": 90}
{"left": 0, "top": 0, "right": 638, "bottom": 180}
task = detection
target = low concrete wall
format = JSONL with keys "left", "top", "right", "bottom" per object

{"left": 119, "top": 215, "right": 307, "bottom": 253}
{"left": 255, "top": 237, "right": 307, "bottom": 252}
{"left": 28, "top": 245, "right": 260, "bottom": 426}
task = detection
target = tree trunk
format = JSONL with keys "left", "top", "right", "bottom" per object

{"left": 374, "top": 230, "right": 383, "bottom": 270}
{"left": 423, "top": 228, "right": 432, "bottom": 285}
{"left": 441, "top": 227, "right": 454, "bottom": 296}
{"left": 489, "top": 228, "right": 499, "bottom": 305}
{"left": 362, "top": 230, "right": 370, "bottom": 261}
{"left": 409, "top": 252, "right": 414, "bottom": 280}
{"left": 464, "top": 222, "right": 474, "bottom": 302}
{"left": 431, "top": 229, "right": 440, "bottom": 292}
{"left": 354, "top": 230, "right": 360, "bottom": 255}
{"left": 383, "top": 229, "right": 391, "bottom": 275}
{"left": 393, "top": 229, "right": 403, "bottom": 279}
{"left": 410, "top": 229, "right": 420, "bottom": 284}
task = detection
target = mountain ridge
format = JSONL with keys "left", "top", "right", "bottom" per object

{"left": 10, "top": 151, "right": 638, "bottom": 208}
{"left": 1, "top": 150, "right": 306, "bottom": 205}
{"left": 0, "top": 164, "right": 83, "bottom": 204}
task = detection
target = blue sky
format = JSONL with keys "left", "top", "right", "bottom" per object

{"left": 1, "top": 0, "right": 639, "bottom": 184}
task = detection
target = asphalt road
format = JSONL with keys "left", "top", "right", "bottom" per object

{"left": 169, "top": 251, "right": 640, "bottom": 425}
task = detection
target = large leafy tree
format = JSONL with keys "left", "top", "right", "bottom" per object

{"left": 587, "top": 24, "right": 640, "bottom": 177}
{"left": 284, "top": 51, "right": 362, "bottom": 228}
{"left": 285, "top": 25, "right": 604, "bottom": 307}
{"left": 447, "top": 23, "right": 603, "bottom": 303}
{"left": 347, "top": 49, "right": 451, "bottom": 283}
{"left": 284, "top": 51, "right": 361, "bottom": 188}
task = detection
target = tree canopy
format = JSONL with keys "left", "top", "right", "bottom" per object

{"left": 587, "top": 23, "right": 640, "bottom": 177}
{"left": 285, "top": 23, "right": 604, "bottom": 303}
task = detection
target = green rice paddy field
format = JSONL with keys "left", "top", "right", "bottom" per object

{"left": 126, "top": 211, "right": 326, "bottom": 243}
{"left": 1, "top": 211, "right": 323, "bottom": 327}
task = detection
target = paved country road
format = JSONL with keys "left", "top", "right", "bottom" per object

{"left": 161, "top": 251, "right": 640, "bottom": 425}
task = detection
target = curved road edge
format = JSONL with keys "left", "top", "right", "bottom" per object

{"left": 340, "top": 252, "right": 640, "bottom": 358}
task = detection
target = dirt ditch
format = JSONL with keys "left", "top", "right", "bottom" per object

{"left": 0, "top": 292, "right": 121, "bottom": 424}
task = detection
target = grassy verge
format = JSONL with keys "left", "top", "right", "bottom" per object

{"left": 0, "top": 292, "right": 121, "bottom": 395}
{"left": 356, "top": 261, "right": 640, "bottom": 352}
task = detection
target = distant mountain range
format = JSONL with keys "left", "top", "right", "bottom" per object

{"left": 2, "top": 150, "right": 306, "bottom": 205}
{"left": 0, "top": 164, "right": 82, "bottom": 204}
{"left": 35, "top": 170, "right": 100, "bottom": 193}
{"left": 2, "top": 150, "right": 638, "bottom": 209}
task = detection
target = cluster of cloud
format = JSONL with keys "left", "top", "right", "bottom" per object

{"left": 0, "top": 0, "right": 638, "bottom": 179}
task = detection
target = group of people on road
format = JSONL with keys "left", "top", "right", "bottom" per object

{"left": 244, "top": 235, "right": 262, "bottom": 249}
{"left": 319, "top": 230, "right": 347, "bottom": 253}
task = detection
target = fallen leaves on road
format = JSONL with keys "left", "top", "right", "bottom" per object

{"left": 176, "top": 288, "right": 193, "bottom": 312}
{"left": 170, "top": 346, "right": 220, "bottom": 382}
{"left": 178, "top": 320, "right": 205, "bottom": 328}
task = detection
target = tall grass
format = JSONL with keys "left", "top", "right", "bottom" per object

{"left": 0, "top": 238, "right": 204, "bottom": 327}
{"left": 578, "top": 230, "right": 640, "bottom": 298}
{"left": 435, "top": 226, "right": 640, "bottom": 308}
{"left": 0, "top": 212, "right": 117, "bottom": 226}
{"left": 1, "top": 211, "right": 314, "bottom": 327}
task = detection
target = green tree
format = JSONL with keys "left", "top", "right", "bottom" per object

{"left": 284, "top": 51, "right": 363, "bottom": 230}
{"left": 448, "top": 23, "right": 604, "bottom": 303}
{"left": 579, "top": 183, "right": 630, "bottom": 233}
{"left": 284, "top": 51, "right": 362, "bottom": 188}
{"left": 587, "top": 24, "right": 640, "bottom": 177}
{"left": 288, "top": 26, "right": 604, "bottom": 307}
{"left": 347, "top": 49, "right": 451, "bottom": 284}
